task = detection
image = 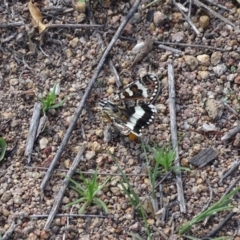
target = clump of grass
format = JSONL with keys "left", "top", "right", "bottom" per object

{"left": 145, "top": 142, "right": 189, "bottom": 172}
{"left": 39, "top": 83, "right": 71, "bottom": 115}
{"left": 142, "top": 142, "right": 190, "bottom": 198}
{"left": 66, "top": 171, "right": 110, "bottom": 214}
{"left": 177, "top": 186, "right": 240, "bottom": 235}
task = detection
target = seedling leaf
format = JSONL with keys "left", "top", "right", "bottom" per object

{"left": 0, "top": 138, "right": 7, "bottom": 161}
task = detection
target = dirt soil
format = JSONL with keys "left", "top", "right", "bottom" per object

{"left": 1, "top": 0, "right": 240, "bottom": 239}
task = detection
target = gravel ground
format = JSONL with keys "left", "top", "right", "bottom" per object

{"left": 1, "top": 0, "right": 240, "bottom": 239}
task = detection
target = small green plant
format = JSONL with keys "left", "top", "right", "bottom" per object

{"left": 0, "top": 137, "right": 7, "bottom": 161}
{"left": 177, "top": 186, "right": 240, "bottom": 235}
{"left": 145, "top": 143, "right": 189, "bottom": 173}
{"left": 230, "top": 65, "right": 236, "bottom": 72}
{"left": 96, "top": 79, "right": 105, "bottom": 88}
{"left": 112, "top": 154, "right": 151, "bottom": 240}
{"left": 66, "top": 171, "right": 110, "bottom": 214}
{"left": 39, "top": 83, "right": 71, "bottom": 115}
{"left": 142, "top": 142, "right": 190, "bottom": 199}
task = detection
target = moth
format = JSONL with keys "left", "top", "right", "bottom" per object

{"left": 99, "top": 73, "right": 160, "bottom": 139}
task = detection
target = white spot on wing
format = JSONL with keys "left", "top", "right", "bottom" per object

{"left": 125, "top": 106, "right": 145, "bottom": 131}
{"left": 135, "top": 81, "right": 148, "bottom": 98}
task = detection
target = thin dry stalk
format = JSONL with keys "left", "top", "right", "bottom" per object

{"left": 2, "top": 221, "right": 16, "bottom": 240}
{"left": 221, "top": 175, "right": 240, "bottom": 198}
{"left": 203, "top": 0, "right": 230, "bottom": 11}
{"left": 173, "top": 0, "right": 200, "bottom": 35}
{"left": 46, "top": 23, "right": 103, "bottom": 30}
{"left": 221, "top": 124, "right": 240, "bottom": 141}
{"left": 0, "top": 22, "right": 24, "bottom": 28}
{"left": 40, "top": 0, "right": 141, "bottom": 191}
{"left": 30, "top": 213, "right": 107, "bottom": 218}
{"left": 203, "top": 212, "right": 236, "bottom": 238}
{"left": 219, "top": 161, "right": 240, "bottom": 184}
{"left": 44, "top": 143, "right": 87, "bottom": 230}
{"left": 168, "top": 63, "right": 186, "bottom": 213}
{"left": 24, "top": 102, "right": 42, "bottom": 163}
{"left": 154, "top": 41, "right": 226, "bottom": 52}
{"left": 222, "top": 101, "right": 239, "bottom": 117}
{"left": 157, "top": 44, "right": 182, "bottom": 55}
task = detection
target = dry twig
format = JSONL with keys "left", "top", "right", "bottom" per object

{"left": 203, "top": 0, "right": 230, "bottom": 11}
{"left": 222, "top": 175, "right": 240, "bottom": 198}
{"left": 2, "top": 221, "right": 17, "bottom": 240}
{"left": 40, "top": 0, "right": 141, "bottom": 191}
{"left": 157, "top": 44, "right": 182, "bottom": 55}
{"left": 222, "top": 101, "right": 239, "bottom": 117}
{"left": 219, "top": 161, "right": 240, "bottom": 184}
{"left": 203, "top": 212, "right": 236, "bottom": 239}
{"left": 44, "top": 143, "right": 87, "bottom": 230}
{"left": 173, "top": 0, "right": 200, "bottom": 35}
{"left": 154, "top": 41, "right": 227, "bottom": 52}
{"left": 24, "top": 102, "right": 42, "bottom": 163}
{"left": 30, "top": 213, "right": 108, "bottom": 219}
{"left": 45, "top": 23, "right": 103, "bottom": 30}
{"left": 0, "top": 21, "right": 24, "bottom": 28}
{"left": 168, "top": 63, "right": 186, "bottom": 213}
{"left": 221, "top": 124, "right": 240, "bottom": 141}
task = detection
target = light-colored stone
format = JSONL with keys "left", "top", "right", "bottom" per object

{"left": 184, "top": 55, "right": 198, "bottom": 71}
{"left": 197, "top": 54, "right": 210, "bottom": 66}
{"left": 153, "top": 11, "right": 166, "bottom": 26}
{"left": 77, "top": 13, "right": 86, "bottom": 23}
{"left": 211, "top": 52, "right": 222, "bottom": 65}
{"left": 123, "top": 23, "right": 133, "bottom": 34}
{"left": 39, "top": 137, "right": 49, "bottom": 150}
{"left": 95, "top": 129, "right": 103, "bottom": 137}
{"left": 75, "top": 1, "right": 86, "bottom": 13}
{"left": 212, "top": 64, "right": 227, "bottom": 76}
{"left": 9, "top": 78, "right": 18, "bottom": 86}
{"left": 198, "top": 71, "right": 209, "bottom": 80}
{"left": 65, "top": 49, "right": 73, "bottom": 58}
{"left": 70, "top": 37, "right": 79, "bottom": 48}
{"left": 171, "top": 31, "right": 185, "bottom": 42}
{"left": 2, "top": 112, "right": 14, "bottom": 119}
{"left": 205, "top": 98, "right": 224, "bottom": 121}
{"left": 85, "top": 150, "right": 96, "bottom": 160}
{"left": 1, "top": 191, "right": 12, "bottom": 202}
{"left": 199, "top": 15, "right": 210, "bottom": 28}
{"left": 10, "top": 119, "right": 19, "bottom": 128}
{"left": 89, "top": 141, "right": 101, "bottom": 152}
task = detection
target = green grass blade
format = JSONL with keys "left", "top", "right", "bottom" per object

{"left": 78, "top": 201, "right": 89, "bottom": 214}
{"left": 93, "top": 198, "right": 109, "bottom": 213}
{"left": 0, "top": 137, "right": 7, "bottom": 161}
{"left": 65, "top": 197, "right": 86, "bottom": 207}
{"left": 177, "top": 186, "right": 240, "bottom": 235}
{"left": 128, "top": 232, "right": 145, "bottom": 240}
{"left": 49, "top": 94, "right": 73, "bottom": 109}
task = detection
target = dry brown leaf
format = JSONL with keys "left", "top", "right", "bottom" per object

{"left": 28, "top": 1, "right": 47, "bottom": 33}
{"left": 128, "top": 38, "right": 153, "bottom": 69}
